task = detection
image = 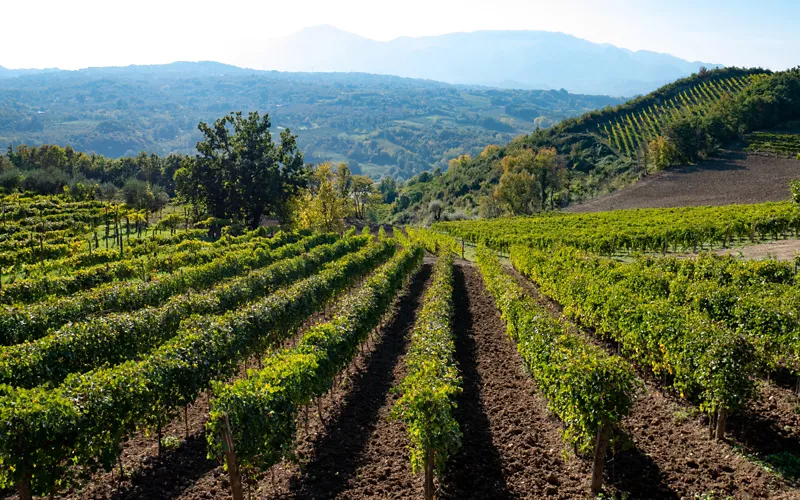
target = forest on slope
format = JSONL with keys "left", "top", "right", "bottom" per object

{"left": 392, "top": 67, "right": 800, "bottom": 223}
{"left": 0, "top": 62, "right": 624, "bottom": 180}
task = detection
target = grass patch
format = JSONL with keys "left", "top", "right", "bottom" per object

{"left": 735, "top": 445, "right": 800, "bottom": 483}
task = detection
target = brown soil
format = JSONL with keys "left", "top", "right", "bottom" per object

{"left": 283, "top": 262, "right": 432, "bottom": 499}
{"left": 713, "top": 239, "right": 800, "bottom": 261}
{"left": 508, "top": 265, "right": 799, "bottom": 498}
{"left": 439, "top": 263, "right": 589, "bottom": 498}
{"left": 570, "top": 150, "right": 799, "bottom": 213}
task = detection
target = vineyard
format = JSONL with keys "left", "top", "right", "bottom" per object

{"left": 595, "top": 74, "right": 766, "bottom": 157}
{"left": 2, "top": 194, "right": 800, "bottom": 499}
{"left": 747, "top": 131, "right": 800, "bottom": 158}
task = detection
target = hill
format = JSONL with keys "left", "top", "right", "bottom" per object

{"left": 257, "top": 26, "right": 720, "bottom": 96}
{"left": 0, "top": 62, "right": 624, "bottom": 180}
{"left": 392, "top": 67, "right": 800, "bottom": 223}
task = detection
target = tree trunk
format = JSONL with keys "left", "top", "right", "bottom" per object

{"left": 424, "top": 447, "right": 435, "bottom": 500}
{"left": 590, "top": 424, "right": 611, "bottom": 494}
{"left": 18, "top": 473, "right": 32, "bottom": 500}
{"left": 715, "top": 407, "right": 727, "bottom": 441}
{"left": 220, "top": 414, "right": 244, "bottom": 500}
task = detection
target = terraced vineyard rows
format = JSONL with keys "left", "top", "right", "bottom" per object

{"left": 2, "top": 194, "right": 800, "bottom": 499}
{"left": 595, "top": 74, "right": 766, "bottom": 156}
{"left": 747, "top": 131, "right": 800, "bottom": 158}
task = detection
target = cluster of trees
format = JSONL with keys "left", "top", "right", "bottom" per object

{"left": 293, "top": 163, "right": 387, "bottom": 232}
{"left": 0, "top": 144, "right": 175, "bottom": 213}
{"left": 170, "top": 111, "right": 399, "bottom": 235}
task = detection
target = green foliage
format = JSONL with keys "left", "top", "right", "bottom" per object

{"left": 0, "top": 238, "right": 398, "bottom": 496}
{"left": 476, "top": 246, "right": 634, "bottom": 454}
{"left": 176, "top": 111, "right": 308, "bottom": 230}
{"left": 0, "top": 235, "right": 369, "bottom": 388}
{"left": 207, "top": 245, "right": 423, "bottom": 471}
{"left": 436, "top": 201, "right": 798, "bottom": 255}
{"left": 393, "top": 251, "right": 460, "bottom": 475}
{"left": 510, "top": 245, "right": 758, "bottom": 417}
{"left": 405, "top": 227, "right": 459, "bottom": 256}
{"left": 297, "top": 163, "right": 349, "bottom": 232}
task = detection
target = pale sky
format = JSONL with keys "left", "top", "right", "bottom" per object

{"left": 2, "top": 0, "right": 798, "bottom": 71}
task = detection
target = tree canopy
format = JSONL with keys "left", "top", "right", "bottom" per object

{"left": 175, "top": 111, "right": 308, "bottom": 231}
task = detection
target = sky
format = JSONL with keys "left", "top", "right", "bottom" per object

{"left": 1, "top": 0, "right": 797, "bottom": 71}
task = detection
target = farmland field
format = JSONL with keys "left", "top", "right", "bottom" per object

{"left": 570, "top": 150, "right": 800, "bottom": 213}
{"left": 3, "top": 195, "right": 800, "bottom": 499}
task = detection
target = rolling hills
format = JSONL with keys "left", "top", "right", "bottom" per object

{"left": 0, "top": 62, "right": 624, "bottom": 180}
{"left": 392, "top": 67, "right": 800, "bottom": 223}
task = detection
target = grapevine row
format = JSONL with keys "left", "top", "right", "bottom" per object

{"left": 511, "top": 245, "right": 756, "bottom": 439}
{"left": 0, "top": 235, "right": 370, "bottom": 388}
{"left": 393, "top": 250, "right": 460, "bottom": 498}
{"left": 476, "top": 246, "right": 634, "bottom": 492}
{"left": 206, "top": 245, "right": 423, "bottom": 494}
{"left": 0, "top": 239, "right": 398, "bottom": 497}
{"left": 0, "top": 232, "right": 323, "bottom": 345}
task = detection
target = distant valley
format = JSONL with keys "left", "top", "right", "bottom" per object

{"left": 0, "top": 63, "right": 624, "bottom": 179}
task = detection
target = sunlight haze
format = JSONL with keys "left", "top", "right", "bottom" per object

{"left": 2, "top": 0, "right": 797, "bottom": 71}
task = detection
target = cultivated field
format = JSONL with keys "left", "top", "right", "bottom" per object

{"left": 571, "top": 150, "right": 800, "bottom": 213}
{"left": 3, "top": 195, "right": 800, "bottom": 499}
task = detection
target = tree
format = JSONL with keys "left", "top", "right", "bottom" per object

{"left": 428, "top": 200, "right": 444, "bottom": 221}
{"left": 351, "top": 175, "right": 374, "bottom": 219}
{"left": 648, "top": 136, "right": 680, "bottom": 170}
{"left": 122, "top": 179, "right": 155, "bottom": 212}
{"left": 297, "top": 162, "right": 347, "bottom": 233}
{"left": 335, "top": 163, "right": 353, "bottom": 200}
{"left": 175, "top": 111, "right": 308, "bottom": 234}
{"left": 494, "top": 170, "right": 537, "bottom": 215}
{"left": 497, "top": 147, "right": 561, "bottom": 212}
{"left": 477, "top": 195, "right": 503, "bottom": 219}
{"left": 378, "top": 176, "right": 398, "bottom": 204}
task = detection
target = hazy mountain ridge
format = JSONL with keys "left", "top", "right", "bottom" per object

{"left": 257, "top": 26, "right": 721, "bottom": 96}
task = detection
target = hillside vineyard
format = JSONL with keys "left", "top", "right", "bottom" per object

{"left": 2, "top": 193, "right": 800, "bottom": 499}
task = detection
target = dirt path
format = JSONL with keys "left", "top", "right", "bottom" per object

{"left": 283, "top": 262, "right": 432, "bottom": 499}
{"left": 713, "top": 238, "right": 800, "bottom": 261}
{"left": 439, "top": 263, "right": 589, "bottom": 498}
{"left": 508, "top": 265, "right": 797, "bottom": 498}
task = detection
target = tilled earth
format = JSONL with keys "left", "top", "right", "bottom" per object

{"left": 570, "top": 150, "right": 800, "bottom": 213}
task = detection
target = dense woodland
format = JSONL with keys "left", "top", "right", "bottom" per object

{"left": 0, "top": 63, "right": 623, "bottom": 180}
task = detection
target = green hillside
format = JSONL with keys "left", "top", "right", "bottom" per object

{"left": 0, "top": 63, "right": 624, "bottom": 181}
{"left": 392, "top": 67, "right": 800, "bottom": 223}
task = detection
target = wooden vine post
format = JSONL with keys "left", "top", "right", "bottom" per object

{"left": 424, "top": 447, "right": 435, "bottom": 500}
{"left": 715, "top": 407, "right": 727, "bottom": 441}
{"left": 220, "top": 414, "right": 244, "bottom": 500}
{"left": 590, "top": 424, "right": 611, "bottom": 494}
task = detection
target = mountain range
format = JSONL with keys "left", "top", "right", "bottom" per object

{"left": 256, "top": 25, "right": 721, "bottom": 96}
